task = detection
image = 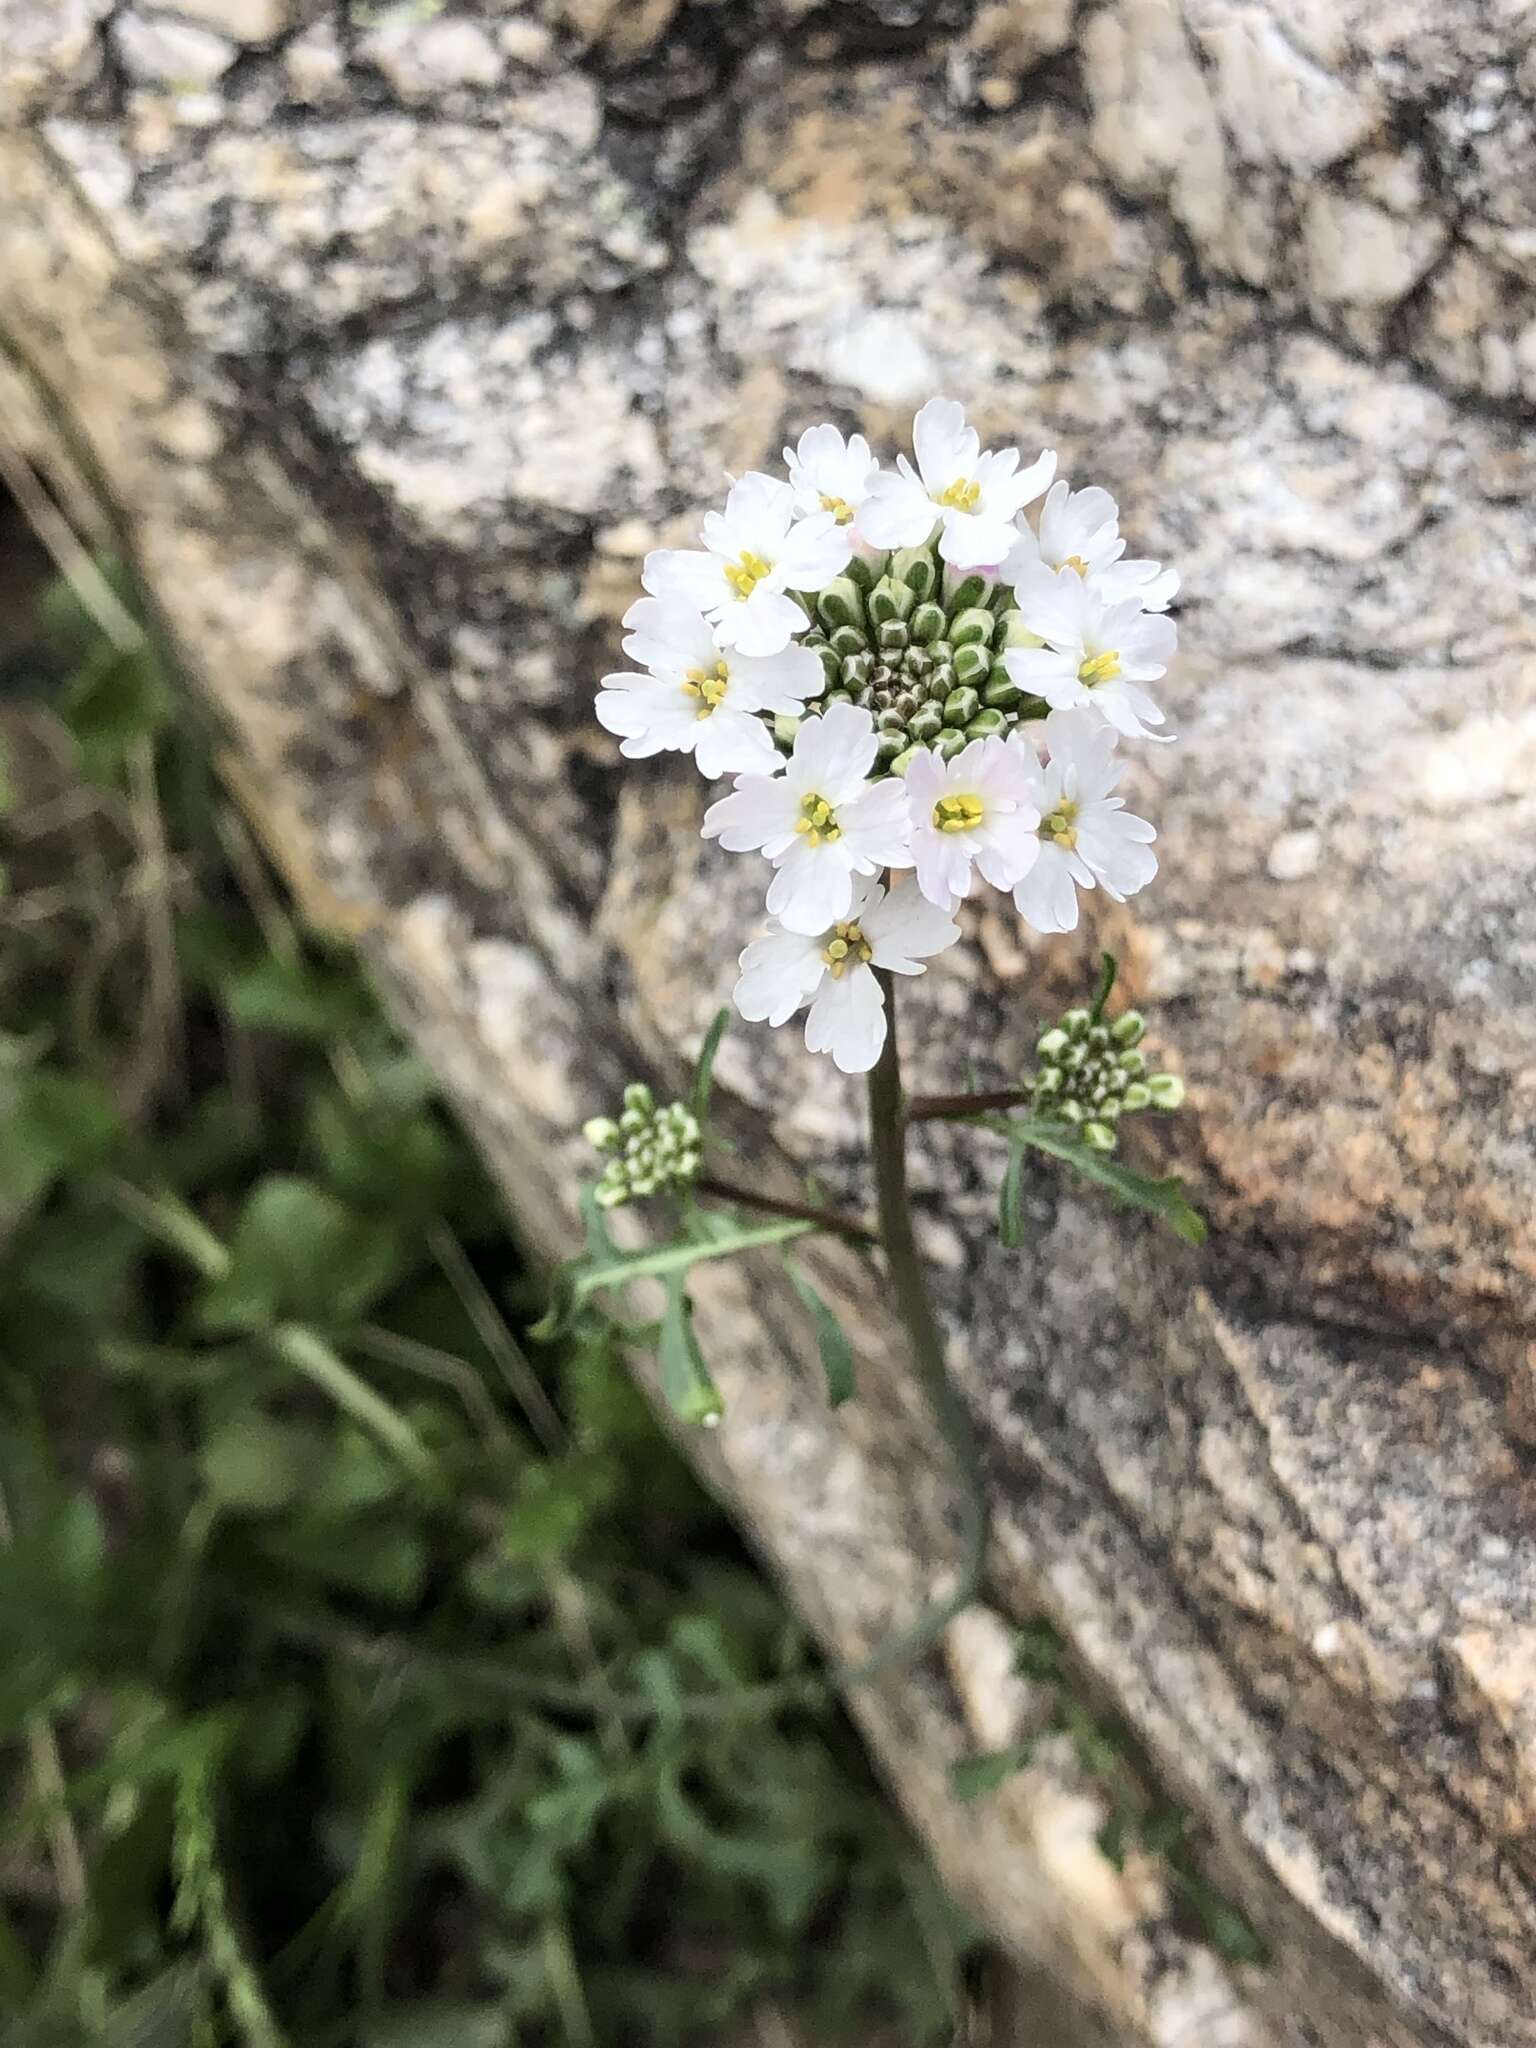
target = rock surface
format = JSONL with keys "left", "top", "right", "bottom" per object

{"left": 3, "top": 3, "right": 1536, "bottom": 2043}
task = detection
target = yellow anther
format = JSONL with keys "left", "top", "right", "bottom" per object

{"left": 936, "top": 478, "right": 982, "bottom": 513}
{"left": 724, "top": 549, "right": 772, "bottom": 599}
{"left": 1062, "top": 554, "right": 1090, "bottom": 576}
{"left": 681, "top": 661, "right": 730, "bottom": 715}
{"left": 933, "top": 793, "right": 985, "bottom": 834}
{"left": 1043, "top": 800, "right": 1079, "bottom": 849}
{"left": 795, "top": 792, "right": 841, "bottom": 847}
{"left": 1077, "top": 650, "right": 1122, "bottom": 686}
{"left": 819, "top": 493, "right": 856, "bottom": 524}
{"left": 821, "top": 920, "right": 871, "bottom": 978}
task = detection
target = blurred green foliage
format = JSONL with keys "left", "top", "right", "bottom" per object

{"left": 0, "top": 565, "right": 974, "bottom": 2046}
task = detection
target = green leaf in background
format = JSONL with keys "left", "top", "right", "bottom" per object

{"left": 222, "top": 951, "right": 374, "bottom": 1042}
{"left": 195, "top": 1174, "right": 402, "bottom": 1334}
{"left": 997, "top": 1138, "right": 1026, "bottom": 1251}
{"left": 658, "top": 1276, "right": 723, "bottom": 1427}
{"left": 948, "top": 1744, "right": 1034, "bottom": 1802}
{"left": 200, "top": 1412, "right": 327, "bottom": 1514}
{"left": 0, "top": 1059, "right": 122, "bottom": 1218}
{"left": 784, "top": 1260, "right": 856, "bottom": 1407}
{"left": 532, "top": 1213, "right": 814, "bottom": 1343}
{"left": 689, "top": 1005, "right": 731, "bottom": 1129}
{"left": 60, "top": 643, "right": 172, "bottom": 782}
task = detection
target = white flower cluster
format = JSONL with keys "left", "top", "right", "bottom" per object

{"left": 596, "top": 399, "right": 1179, "bottom": 1075}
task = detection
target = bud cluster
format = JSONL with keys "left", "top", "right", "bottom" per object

{"left": 1026, "top": 1008, "right": 1185, "bottom": 1153}
{"left": 584, "top": 1084, "right": 702, "bottom": 1209}
{"left": 804, "top": 548, "right": 1047, "bottom": 775}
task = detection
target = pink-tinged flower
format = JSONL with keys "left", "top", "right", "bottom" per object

{"left": 904, "top": 735, "right": 1042, "bottom": 914}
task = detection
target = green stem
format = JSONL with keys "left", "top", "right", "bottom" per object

{"left": 841, "top": 971, "right": 991, "bottom": 1682}
{"left": 268, "top": 1324, "right": 434, "bottom": 1481}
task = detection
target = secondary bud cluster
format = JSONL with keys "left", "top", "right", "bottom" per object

{"left": 806, "top": 550, "right": 1046, "bottom": 775}
{"left": 584, "top": 1084, "right": 702, "bottom": 1208}
{"left": 1026, "top": 1008, "right": 1185, "bottom": 1152}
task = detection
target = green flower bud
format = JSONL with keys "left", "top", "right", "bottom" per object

{"left": 583, "top": 1116, "right": 621, "bottom": 1152}
{"left": 829, "top": 624, "right": 866, "bottom": 658}
{"left": 892, "top": 547, "right": 937, "bottom": 598}
{"left": 817, "top": 578, "right": 864, "bottom": 631}
{"left": 1060, "top": 1042, "right": 1088, "bottom": 1072}
{"left": 875, "top": 731, "right": 906, "bottom": 766}
{"left": 949, "top": 605, "right": 995, "bottom": 647}
{"left": 1116, "top": 1048, "right": 1147, "bottom": 1078}
{"left": 868, "top": 577, "right": 916, "bottom": 626}
{"left": 1110, "top": 1011, "right": 1146, "bottom": 1047}
{"left": 934, "top": 728, "right": 968, "bottom": 760}
{"left": 1061, "top": 1009, "right": 1091, "bottom": 1039}
{"left": 982, "top": 676, "right": 1023, "bottom": 711}
{"left": 618, "top": 1106, "right": 646, "bottom": 1134}
{"left": 943, "top": 685, "right": 980, "bottom": 728}
{"left": 622, "top": 1082, "right": 654, "bottom": 1115}
{"left": 594, "top": 1182, "right": 627, "bottom": 1209}
{"left": 811, "top": 642, "right": 841, "bottom": 686}
{"left": 876, "top": 707, "right": 907, "bottom": 732}
{"left": 844, "top": 551, "right": 876, "bottom": 591}
{"left": 1059, "top": 1099, "right": 1085, "bottom": 1125}
{"left": 1087, "top": 1024, "right": 1110, "bottom": 1050}
{"left": 1083, "top": 1122, "right": 1118, "bottom": 1152}
{"left": 910, "top": 601, "right": 946, "bottom": 645}
{"left": 1148, "top": 1073, "right": 1186, "bottom": 1109}
{"left": 842, "top": 651, "right": 876, "bottom": 688}
{"left": 877, "top": 619, "right": 910, "bottom": 653}
{"left": 998, "top": 613, "right": 1042, "bottom": 649}
{"left": 1037, "top": 1027, "right": 1070, "bottom": 1059}
{"left": 1096, "top": 1097, "right": 1123, "bottom": 1122}
{"left": 927, "top": 640, "right": 953, "bottom": 665}
{"left": 908, "top": 704, "right": 945, "bottom": 743}
{"left": 889, "top": 744, "right": 920, "bottom": 777}
{"left": 952, "top": 643, "right": 992, "bottom": 687}
{"left": 991, "top": 608, "right": 1025, "bottom": 649}
{"left": 1121, "top": 1081, "right": 1153, "bottom": 1112}
{"left": 1034, "top": 1065, "right": 1063, "bottom": 1096}
{"left": 965, "top": 708, "right": 1007, "bottom": 739}
{"left": 945, "top": 573, "right": 988, "bottom": 614}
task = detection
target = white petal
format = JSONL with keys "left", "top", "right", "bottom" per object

{"left": 992, "top": 446, "right": 1057, "bottom": 518}
{"left": 1011, "top": 563, "right": 1092, "bottom": 651}
{"left": 911, "top": 397, "right": 976, "bottom": 492}
{"left": 716, "top": 470, "right": 795, "bottom": 553}
{"left": 1042, "top": 707, "right": 1120, "bottom": 796}
{"left": 862, "top": 878, "right": 962, "bottom": 973}
{"left": 718, "top": 587, "right": 809, "bottom": 657}
{"left": 858, "top": 466, "right": 938, "bottom": 549}
{"left": 1077, "top": 806, "right": 1158, "bottom": 899}
{"left": 702, "top": 775, "right": 797, "bottom": 854}
{"left": 1038, "top": 481, "right": 1117, "bottom": 564}
{"left": 777, "top": 512, "right": 853, "bottom": 592}
{"left": 620, "top": 597, "right": 720, "bottom": 678}
{"left": 595, "top": 674, "right": 700, "bottom": 755}
{"left": 1012, "top": 845, "right": 1083, "bottom": 933}
{"left": 838, "top": 776, "right": 912, "bottom": 868}
{"left": 766, "top": 838, "right": 855, "bottom": 934}
{"left": 911, "top": 823, "right": 969, "bottom": 912}
{"left": 936, "top": 507, "right": 1021, "bottom": 572}
{"left": 805, "top": 964, "right": 888, "bottom": 1074}
{"left": 734, "top": 926, "right": 826, "bottom": 1026}
{"left": 730, "top": 641, "right": 826, "bottom": 712}
{"left": 1118, "top": 609, "right": 1178, "bottom": 678}
{"left": 1003, "top": 647, "right": 1081, "bottom": 700}
{"left": 692, "top": 708, "right": 781, "bottom": 779}
{"left": 791, "top": 700, "right": 878, "bottom": 800}
{"left": 644, "top": 547, "right": 730, "bottom": 612}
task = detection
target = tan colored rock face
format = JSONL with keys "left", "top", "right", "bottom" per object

{"left": 3, "top": 4, "right": 1536, "bottom": 2045}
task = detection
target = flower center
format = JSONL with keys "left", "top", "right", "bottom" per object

{"left": 795, "top": 792, "right": 842, "bottom": 846}
{"left": 1042, "top": 798, "right": 1079, "bottom": 849}
{"left": 819, "top": 492, "right": 856, "bottom": 525}
{"left": 821, "top": 919, "right": 872, "bottom": 979}
{"left": 724, "top": 549, "right": 772, "bottom": 599}
{"left": 1077, "top": 650, "right": 1122, "bottom": 686}
{"left": 933, "top": 793, "right": 984, "bottom": 835}
{"left": 936, "top": 478, "right": 981, "bottom": 513}
{"left": 1062, "top": 555, "right": 1090, "bottom": 576}
{"left": 681, "top": 661, "right": 730, "bottom": 716}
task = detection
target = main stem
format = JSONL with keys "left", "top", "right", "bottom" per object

{"left": 843, "top": 970, "right": 990, "bottom": 1681}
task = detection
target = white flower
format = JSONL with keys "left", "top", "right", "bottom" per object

{"left": 733, "top": 877, "right": 960, "bottom": 1075}
{"left": 859, "top": 397, "right": 1056, "bottom": 571}
{"left": 643, "top": 471, "right": 851, "bottom": 658}
{"left": 1006, "top": 566, "right": 1176, "bottom": 742}
{"left": 1003, "top": 479, "right": 1179, "bottom": 611}
{"left": 1009, "top": 712, "right": 1158, "bottom": 934}
{"left": 701, "top": 701, "right": 911, "bottom": 935}
{"left": 904, "top": 735, "right": 1042, "bottom": 913}
{"left": 783, "top": 424, "right": 880, "bottom": 544}
{"left": 596, "top": 599, "right": 824, "bottom": 779}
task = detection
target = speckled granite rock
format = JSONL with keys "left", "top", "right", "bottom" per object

{"left": 3, "top": 4, "right": 1535, "bottom": 2043}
